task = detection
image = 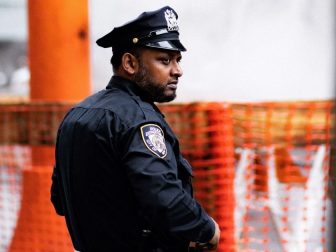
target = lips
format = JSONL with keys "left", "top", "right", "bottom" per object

{"left": 167, "top": 83, "right": 177, "bottom": 90}
{"left": 167, "top": 80, "right": 178, "bottom": 90}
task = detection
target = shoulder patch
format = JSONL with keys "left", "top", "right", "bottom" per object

{"left": 140, "top": 124, "right": 167, "bottom": 158}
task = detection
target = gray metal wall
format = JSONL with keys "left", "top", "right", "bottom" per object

{"left": 0, "top": 0, "right": 334, "bottom": 102}
{"left": 90, "top": 0, "right": 335, "bottom": 102}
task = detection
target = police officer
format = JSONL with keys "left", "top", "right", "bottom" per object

{"left": 51, "top": 6, "right": 220, "bottom": 252}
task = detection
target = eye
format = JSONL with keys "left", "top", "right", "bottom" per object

{"left": 161, "top": 58, "right": 171, "bottom": 65}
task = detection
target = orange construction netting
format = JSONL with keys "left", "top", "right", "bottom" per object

{"left": 229, "top": 101, "right": 335, "bottom": 252}
{"left": 0, "top": 100, "right": 334, "bottom": 252}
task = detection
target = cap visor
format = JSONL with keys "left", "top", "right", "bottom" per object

{"left": 96, "top": 32, "right": 114, "bottom": 48}
{"left": 144, "top": 40, "right": 186, "bottom": 51}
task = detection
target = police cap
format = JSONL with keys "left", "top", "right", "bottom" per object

{"left": 96, "top": 6, "right": 186, "bottom": 52}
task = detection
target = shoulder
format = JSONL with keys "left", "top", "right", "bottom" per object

{"left": 74, "top": 89, "right": 164, "bottom": 128}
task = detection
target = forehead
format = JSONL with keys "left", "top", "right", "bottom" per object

{"left": 139, "top": 47, "right": 182, "bottom": 57}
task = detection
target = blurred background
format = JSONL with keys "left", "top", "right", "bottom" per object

{"left": 0, "top": 0, "right": 334, "bottom": 101}
{"left": 0, "top": 1, "right": 335, "bottom": 252}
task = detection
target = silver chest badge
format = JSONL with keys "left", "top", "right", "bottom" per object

{"left": 164, "top": 9, "right": 179, "bottom": 31}
{"left": 141, "top": 124, "right": 167, "bottom": 158}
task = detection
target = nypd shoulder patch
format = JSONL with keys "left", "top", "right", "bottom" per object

{"left": 140, "top": 124, "right": 167, "bottom": 158}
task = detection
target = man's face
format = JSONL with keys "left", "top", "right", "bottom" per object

{"left": 133, "top": 48, "right": 183, "bottom": 103}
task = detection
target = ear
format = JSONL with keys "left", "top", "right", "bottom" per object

{"left": 121, "top": 53, "right": 139, "bottom": 75}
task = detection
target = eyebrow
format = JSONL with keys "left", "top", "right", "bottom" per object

{"left": 153, "top": 49, "right": 182, "bottom": 60}
{"left": 166, "top": 51, "right": 182, "bottom": 59}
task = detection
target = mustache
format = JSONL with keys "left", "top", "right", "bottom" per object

{"left": 167, "top": 77, "right": 179, "bottom": 84}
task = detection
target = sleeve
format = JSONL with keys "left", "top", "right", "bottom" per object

{"left": 50, "top": 164, "right": 65, "bottom": 216}
{"left": 120, "top": 122, "right": 215, "bottom": 243}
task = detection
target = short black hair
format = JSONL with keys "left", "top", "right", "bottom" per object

{"left": 110, "top": 47, "right": 142, "bottom": 70}
{"left": 110, "top": 49, "right": 124, "bottom": 69}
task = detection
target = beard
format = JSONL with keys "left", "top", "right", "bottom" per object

{"left": 133, "top": 64, "right": 177, "bottom": 103}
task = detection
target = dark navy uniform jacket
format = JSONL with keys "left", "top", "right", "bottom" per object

{"left": 51, "top": 76, "right": 215, "bottom": 252}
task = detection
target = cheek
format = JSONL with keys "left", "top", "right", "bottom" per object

{"left": 154, "top": 72, "right": 168, "bottom": 84}
{"left": 147, "top": 64, "right": 170, "bottom": 83}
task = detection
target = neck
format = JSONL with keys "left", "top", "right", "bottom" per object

{"left": 114, "top": 68, "right": 134, "bottom": 82}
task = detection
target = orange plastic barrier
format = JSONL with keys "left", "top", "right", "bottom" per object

{"left": 0, "top": 145, "right": 29, "bottom": 252}
{"left": 231, "top": 100, "right": 334, "bottom": 251}
{"left": 160, "top": 103, "right": 236, "bottom": 251}
{"left": 0, "top": 103, "right": 72, "bottom": 252}
{"left": 0, "top": 100, "right": 334, "bottom": 252}
{"left": 9, "top": 166, "right": 73, "bottom": 252}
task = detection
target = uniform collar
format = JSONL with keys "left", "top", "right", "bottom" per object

{"left": 106, "top": 75, "right": 144, "bottom": 97}
{"left": 106, "top": 75, "right": 165, "bottom": 117}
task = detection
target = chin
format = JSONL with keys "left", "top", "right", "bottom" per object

{"left": 156, "top": 94, "right": 176, "bottom": 103}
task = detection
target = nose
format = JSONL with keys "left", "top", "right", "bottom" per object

{"left": 171, "top": 61, "right": 183, "bottom": 77}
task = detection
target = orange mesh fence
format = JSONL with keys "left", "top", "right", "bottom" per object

{"left": 0, "top": 102, "right": 73, "bottom": 252}
{"left": 0, "top": 100, "right": 334, "bottom": 252}
{"left": 0, "top": 145, "right": 29, "bottom": 252}
{"left": 160, "top": 103, "right": 235, "bottom": 251}
{"left": 231, "top": 100, "right": 335, "bottom": 252}
{"left": 0, "top": 102, "right": 72, "bottom": 145}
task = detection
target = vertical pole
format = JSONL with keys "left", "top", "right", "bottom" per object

{"left": 27, "top": 0, "right": 90, "bottom": 165}
{"left": 28, "top": 0, "right": 90, "bottom": 102}
{"left": 208, "top": 103, "right": 235, "bottom": 252}
{"left": 9, "top": 1, "right": 90, "bottom": 251}
{"left": 330, "top": 102, "right": 336, "bottom": 252}
{"left": 332, "top": 2, "right": 336, "bottom": 251}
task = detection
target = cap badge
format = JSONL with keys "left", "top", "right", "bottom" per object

{"left": 164, "top": 9, "right": 179, "bottom": 31}
{"left": 141, "top": 124, "right": 167, "bottom": 158}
